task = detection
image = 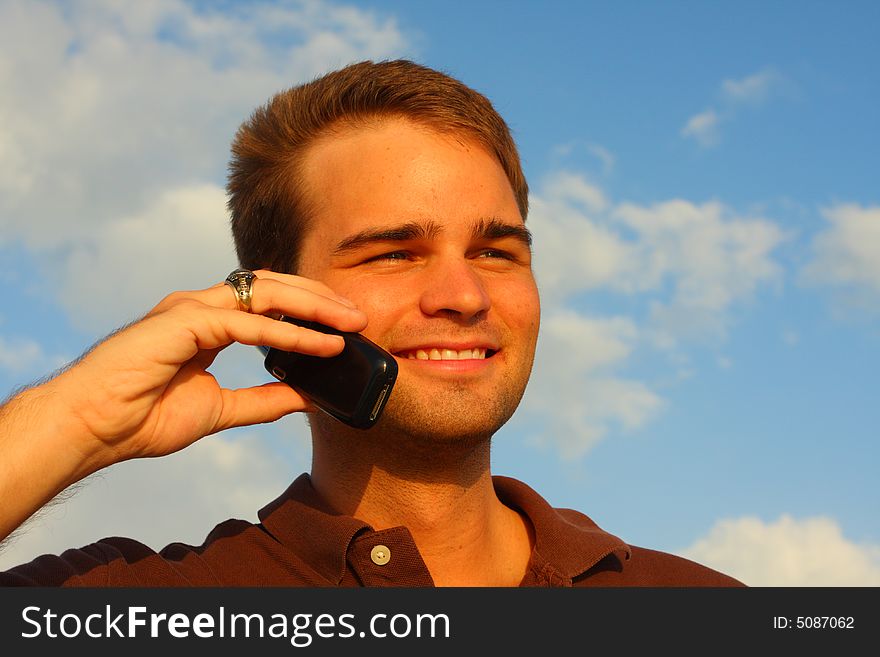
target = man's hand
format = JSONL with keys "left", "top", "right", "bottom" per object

{"left": 0, "top": 270, "right": 366, "bottom": 542}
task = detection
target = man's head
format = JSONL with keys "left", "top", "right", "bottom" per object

{"left": 229, "top": 60, "right": 538, "bottom": 445}
{"left": 228, "top": 59, "right": 529, "bottom": 273}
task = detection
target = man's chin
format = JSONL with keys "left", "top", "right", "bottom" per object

{"left": 373, "top": 382, "right": 522, "bottom": 445}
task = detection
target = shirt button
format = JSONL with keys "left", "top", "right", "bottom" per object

{"left": 370, "top": 544, "right": 391, "bottom": 566}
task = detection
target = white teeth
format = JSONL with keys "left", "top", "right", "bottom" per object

{"left": 401, "top": 348, "right": 488, "bottom": 360}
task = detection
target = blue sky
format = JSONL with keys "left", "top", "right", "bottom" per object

{"left": 1, "top": 0, "right": 878, "bottom": 585}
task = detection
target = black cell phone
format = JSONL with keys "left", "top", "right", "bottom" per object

{"left": 259, "top": 316, "right": 398, "bottom": 429}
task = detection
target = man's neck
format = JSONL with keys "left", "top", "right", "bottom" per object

{"left": 308, "top": 419, "right": 533, "bottom": 586}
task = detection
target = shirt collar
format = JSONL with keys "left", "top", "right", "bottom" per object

{"left": 492, "top": 475, "right": 632, "bottom": 581}
{"left": 258, "top": 473, "right": 631, "bottom": 585}
{"left": 258, "top": 473, "right": 370, "bottom": 584}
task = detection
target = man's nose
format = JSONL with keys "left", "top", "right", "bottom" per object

{"left": 419, "top": 258, "right": 491, "bottom": 322}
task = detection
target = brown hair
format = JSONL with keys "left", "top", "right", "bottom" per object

{"left": 227, "top": 59, "right": 528, "bottom": 273}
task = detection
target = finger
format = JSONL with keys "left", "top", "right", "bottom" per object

{"left": 187, "top": 305, "right": 348, "bottom": 357}
{"left": 212, "top": 382, "right": 316, "bottom": 433}
{"left": 153, "top": 270, "right": 350, "bottom": 314}
{"left": 207, "top": 269, "right": 356, "bottom": 309}
{"left": 250, "top": 277, "right": 367, "bottom": 330}
{"left": 201, "top": 276, "right": 367, "bottom": 333}
{"left": 251, "top": 270, "right": 347, "bottom": 301}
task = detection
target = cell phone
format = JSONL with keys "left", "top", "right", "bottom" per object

{"left": 258, "top": 316, "right": 398, "bottom": 429}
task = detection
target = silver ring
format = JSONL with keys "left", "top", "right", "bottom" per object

{"left": 224, "top": 268, "right": 257, "bottom": 313}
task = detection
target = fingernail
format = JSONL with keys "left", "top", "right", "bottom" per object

{"left": 335, "top": 295, "right": 358, "bottom": 309}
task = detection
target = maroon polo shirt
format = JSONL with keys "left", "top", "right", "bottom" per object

{"left": 0, "top": 474, "right": 744, "bottom": 587}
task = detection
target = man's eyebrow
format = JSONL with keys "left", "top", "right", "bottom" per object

{"left": 472, "top": 217, "right": 533, "bottom": 250}
{"left": 332, "top": 221, "right": 443, "bottom": 255}
{"left": 331, "top": 217, "right": 532, "bottom": 255}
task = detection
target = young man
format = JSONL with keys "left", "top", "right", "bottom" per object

{"left": 0, "top": 60, "right": 742, "bottom": 586}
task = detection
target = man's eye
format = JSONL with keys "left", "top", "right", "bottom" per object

{"left": 367, "top": 251, "right": 410, "bottom": 262}
{"left": 478, "top": 249, "right": 513, "bottom": 260}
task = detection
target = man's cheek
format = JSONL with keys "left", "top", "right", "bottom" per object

{"left": 357, "top": 291, "right": 409, "bottom": 323}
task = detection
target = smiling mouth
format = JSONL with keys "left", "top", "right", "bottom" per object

{"left": 395, "top": 348, "right": 497, "bottom": 361}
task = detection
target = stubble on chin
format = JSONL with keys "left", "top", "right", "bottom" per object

{"left": 374, "top": 376, "right": 526, "bottom": 448}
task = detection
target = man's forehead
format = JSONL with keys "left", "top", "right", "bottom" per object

{"left": 297, "top": 118, "right": 524, "bottom": 256}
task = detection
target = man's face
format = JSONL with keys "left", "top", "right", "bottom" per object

{"left": 296, "top": 118, "right": 540, "bottom": 442}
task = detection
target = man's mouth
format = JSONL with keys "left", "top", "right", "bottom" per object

{"left": 394, "top": 347, "right": 497, "bottom": 361}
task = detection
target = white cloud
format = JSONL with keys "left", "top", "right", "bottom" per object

{"left": 529, "top": 178, "right": 634, "bottom": 303}
{"left": 614, "top": 199, "right": 786, "bottom": 345}
{"left": 516, "top": 172, "right": 786, "bottom": 459}
{"left": 721, "top": 68, "right": 784, "bottom": 106}
{"left": 681, "top": 68, "right": 789, "bottom": 148}
{"left": 0, "top": 333, "right": 69, "bottom": 382}
{"left": 0, "top": 0, "right": 410, "bottom": 287}
{"left": 542, "top": 170, "right": 609, "bottom": 214}
{"left": 680, "top": 514, "right": 880, "bottom": 586}
{"left": 549, "top": 142, "right": 616, "bottom": 176}
{"left": 520, "top": 311, "right": 663, "bottom": 459}
{"left": 0, "top": 336, "right": 44, "bottom": 374}
{"left": 0, "top": 421, "right": 313, "bottom": 571}
{"left": 681, "top": 108, "right": 721, "bottom": 147}
{"left": 587, "top": 143, "right": 616, "bottom": 174}
{"left": 531, "top": 173, "right": 786, "bottom": 344}
{"left": 801, "top": 204, "right": 880, "bottom": 310}
{"left": 55, "top": 183, "right": 237, "bottom": 333}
